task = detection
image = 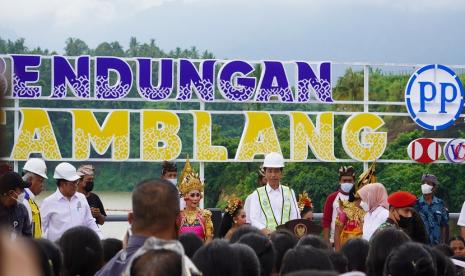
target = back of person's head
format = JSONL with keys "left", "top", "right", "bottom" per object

{"left": 280, "top": 245, "right": 334, "bottom": 275}
{"left": 383, "top": 242, "right": 436, "bottom": 276}
{"left": 102, "top": 238, "right": 123, "bottom": 263}
{"left": 27, "top": 238, "right": 55, "bottom": 276}
{"left": 58, "top": 226, "right": 103, "bottom": 276}
{"left": 284, "top": 270, "right": 338, "bottom": 276}
{"left": 131, "top": 178, "right": 179, "bottom": 233}
{"left": 433, "top": 243, "right": 454, "bottom": 257}
{"left": 35, "top": 238, "right": 63, "bottom": 276}
{"left": 270, "top": 229, "right": 298, "bottom": 273}
{"left": 130, "top": 249, "right": 182, "bottom": 276}
{"left": 296, "top": 234, "right": 330, "bottom": 251}
{"left": 238, "top": 233, "right": 275, "bottom": 276}
{"left": 178, "top": 232, "right": 203, "bottom": 259}
{"left": 231, "top": 243, "right": 261, "bottom": 276}
{"left": 328, "top": 252, "right": 348, "bottom": 274}
{"left": 192, "top": 239, "right": 240, "bottom": 276}
{"left": 431, "top": 247, "right": 456, "bottom": 276}
{"left": 229, "top": 224, "right": 263, "bottom": 243}
{"left": 367, "top": 228, "right": 410, "bottom": 276}
{"left": 341, "top": 238, "right": 369, "bottom": 272}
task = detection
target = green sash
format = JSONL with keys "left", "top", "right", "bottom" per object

{"left": 257, "top": 185, "right": 292, "bottom": 230}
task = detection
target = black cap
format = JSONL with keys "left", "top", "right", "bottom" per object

{"left": 0, "top": 172, "right": 30, "bottom": 194}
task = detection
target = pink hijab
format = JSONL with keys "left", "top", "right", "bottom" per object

{"left": 357, "top": 183, "right": 389, "bottom": 212}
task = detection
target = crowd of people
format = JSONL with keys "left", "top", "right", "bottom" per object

{"left": 1, "top": 152, "right": 465, "bottom": 275}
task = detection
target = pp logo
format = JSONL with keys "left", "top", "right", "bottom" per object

{"left": 405, "top": 64, "right": 464, "bottom": 130}
{"left": 407, "top": 138, "right": 441, "bottom": 163}
{"left": 444, "top": 139, "right": 465, "bottom": 163}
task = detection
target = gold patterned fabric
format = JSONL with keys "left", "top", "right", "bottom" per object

{"left": 336, "top": 200, "right": 365, "bottom": 245}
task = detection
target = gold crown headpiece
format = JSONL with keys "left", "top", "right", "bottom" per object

{"left": 225, "top": 197, "right": 243, "bottom": 216}
{"left": 355, "top": 163, "right": 376, "bottom": 192}
{"left": 298, "top": 192, "right": 313, "bottom": 212}
{"left": 178, "top": 158, "right": 203, "bottom": 195}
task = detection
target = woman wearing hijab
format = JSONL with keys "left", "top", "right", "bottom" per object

{"left": 357, "top": 183, "right": 389, "bottom": 241}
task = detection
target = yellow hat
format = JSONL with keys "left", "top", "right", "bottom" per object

{"left": 178, "top": 158, "right": 203, "bottom": 195}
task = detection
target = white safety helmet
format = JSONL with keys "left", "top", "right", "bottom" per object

{"left": 263, "top": 152, "right": 285, "bottom": 168}
{"left": 53, "top": 162, "right": 80, "bottom": 182}
{"left": 23, "top": 158, "right": 48, "bottom": 179}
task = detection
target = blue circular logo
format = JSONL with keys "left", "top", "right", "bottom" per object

{"left": 405, "top": 64, "right": 464, "bottom": 130}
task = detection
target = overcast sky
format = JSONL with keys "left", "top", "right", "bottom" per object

{"left": 1, "top": 0, "right": 465, "bottom": 65}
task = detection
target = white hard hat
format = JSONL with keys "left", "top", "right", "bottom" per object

{"left": 263, "top": 152, "right": 285, "bottom": 168}
{"left": 23, "top": 158, "right": 48, "bottom": 179}
{"left": 53, "top": 162, "right": 80, "bottom": 181}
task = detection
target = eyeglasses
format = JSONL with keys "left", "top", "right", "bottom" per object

{"left": 65, "top": 180, "right": 78, "bottom": 186}
{"left": 189, "top": 192, "right": 201, "bottom": 197}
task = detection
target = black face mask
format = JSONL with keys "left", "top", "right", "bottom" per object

{"left": 397, "top": 214, "right": 414, "bottom": 228}
{"left": 84, "top": 181, "right": 94, "bottom": 193}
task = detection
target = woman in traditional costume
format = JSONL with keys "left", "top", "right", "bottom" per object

{"left": 219, "top": 197, "right": 247, "bottom": 240}
{"left": 178, "top": 159, "right": 214, "bottom": 243}
{"left": 334, "top": 164, "right": 376, "bottom": 251}
{"left": 298, "top": 192, "right": 314, "bottom": 221}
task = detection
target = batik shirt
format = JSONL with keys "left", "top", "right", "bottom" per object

{"left": 415, "top": 196, "right": 449, "bottom": 245}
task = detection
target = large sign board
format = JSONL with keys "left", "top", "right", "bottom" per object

{"left": 0, "top": 55, "right": 463, "bottom": 163}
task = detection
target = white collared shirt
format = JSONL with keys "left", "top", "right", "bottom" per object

{"left": 247, "top": 183, "right": 300, "bottom": 230}
{"left": 23, "top": 188, "right": 35, "bottom": 224}
{"left": 362, "top": 205, "right": 389, "bottom": 241}
{"left": 40, "top": 188, "right": 103, "bottom": 242}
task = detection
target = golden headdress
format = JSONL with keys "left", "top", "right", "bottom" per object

{"left": 355, "top": 163, "right": 376, "bottom": 192}
{"left": 225, "top": 197, "right": 243, "bottom": 216}
{"left": 178, "top": 158, "right": 203, "bottom": 195}
{"left": 298, "top": 192, "right": 313, "bottom": 212}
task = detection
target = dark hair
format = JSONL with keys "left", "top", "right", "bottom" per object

{"left": 284, "top": 270, "right": 338, "bottom": 276}
{"left": 384, "top": 242, "right": 436, "bottom": 276}
{"left": 35, "top": 238, "right": 63, "bottom": 276}
{"left": 219, "top": 206, "right": 244, "bottom": 238}
{"left": 270, "top": 229, "right": 298, "bottom": 273}
{"left": 229, "top": 225, "right": 263, "bottom": 243}
{"left": 280, "top": 246, "right": 334, "bottom": 275}
{"left": 231, "top": 243, "right": 261, "bottom": 276}
{"left": 238, "top": 233, "right": 275, "bottom": 276}
{"left": 339, "top": 166, "right": 355, "bottom": 180}
{"left": 130, "top": 249, "right": 182, "bottom": 276}
{"left": 341, "top": 238, "right": 369, "bottom": 272}
{"left": 58, "top": 226, "right": 103, "bottom": 276}
{"left": 178, "top": 232, "right": 203, "bottom": 259}
{"left": 161, "top": 161, "right": 177, "bottom": 176}
{"left": 296, "top": 234, "right": 330, "bottom": 251}
{"left": 27, "top": 238, "right": 55, "bottom": 276}
{"left": 433, "top": 243, "right": 454, "bottom": 257}
{"left": 102, "top": 238, "right": 123, "bottom": 263}
{"left": 132, "top": 178, "right": 180, "bottom": 232}
{"left": 449, "top": 236, "right": 465, "bottom": 247}
{"left": 328, "top": 252, "right": 348, "bottom": 274}
{"left": 431, "top": 247, "right": 456, "bottom": 276}
{"left": 192, "top": 239, "right": 240, "bottom": 276}
{"left": 367, "top": 228, "right": 410, "bottom": 276}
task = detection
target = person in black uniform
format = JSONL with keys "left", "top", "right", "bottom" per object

{"left": 77, "top": 164, "right": 106, "bottom": 225}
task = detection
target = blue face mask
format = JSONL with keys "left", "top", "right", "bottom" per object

{"left": 340, "top": 183, "right": 354, "bottom": 193}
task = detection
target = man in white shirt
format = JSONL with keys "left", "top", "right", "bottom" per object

{"left": 246, "top": 152, "right": 300, "bottom": 236}
{"left": 161, "top": 161, "right": 185, "bottom": 209}
{"left": 458, "top": 201, "right": 465, "bottom": 239}
{"left": 21, "top": 158, "right": 48, "bottom": 239}
{"left": 41, "top": 162, "right": 103, "bottom": 242}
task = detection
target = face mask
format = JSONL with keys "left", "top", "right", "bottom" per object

{"left": 421, "top": 184, "right": 433, "bottom": 195}
{"left": 168, "top": 178, "right": 177, "bottom": 186}
{"left": 10, "top": 191, "right": 25, "bottom": 203}
{"left": 84, "top": 181, "right": 94, "bottom": 193}
{"left": 340, "top": 183, "right": 353, "bottom": 193}
{"left": 397, "top": 215, "right": 414, "bottom": 228}
{"left": 360, "top": 201, "right": 370, "bottom": 212}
